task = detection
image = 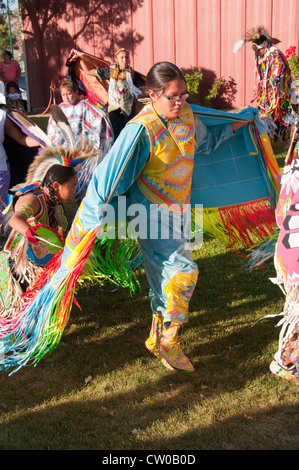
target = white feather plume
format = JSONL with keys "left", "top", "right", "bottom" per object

{"left": 233, "top": 39, "right": 245, "bottom": 53}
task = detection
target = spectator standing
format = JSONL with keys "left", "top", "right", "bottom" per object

{"left": 0, "top": 51, "right": 21, "bottom": 86}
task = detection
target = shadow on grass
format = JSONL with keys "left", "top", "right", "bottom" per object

{"left": 0, "top": 246, "right": 295, "bottom": 450}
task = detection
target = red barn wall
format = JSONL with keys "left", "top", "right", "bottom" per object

{"left": 21, "top": 0, "right": 299, "bottom": 112}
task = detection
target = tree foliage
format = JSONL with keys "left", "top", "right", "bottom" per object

{"left": 0, "top": 13, "right": 18, "bottom": 52}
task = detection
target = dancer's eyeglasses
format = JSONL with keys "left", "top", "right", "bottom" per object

{"left": 161, "top": 93, "right": 189, "bottom": 103}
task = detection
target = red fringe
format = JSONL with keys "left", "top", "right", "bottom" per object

{"left": 218, "top": 199, "right": 276, "bottom": 251}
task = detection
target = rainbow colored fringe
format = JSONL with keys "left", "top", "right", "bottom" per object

{"left": 0, "top": 229, "right": 96, "bottom": 373}
{"left": 0, "top": 227, "right": 143, "bottom": 374}
{"left": 243, "top": 128, "right": 280, "bottom": 267}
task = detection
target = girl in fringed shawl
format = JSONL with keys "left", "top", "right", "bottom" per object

{"left": 0, "top": 160, "right": 78, "bottom": 317}
{"left": 3, "top": 164, "right": 78, "bottom": 243}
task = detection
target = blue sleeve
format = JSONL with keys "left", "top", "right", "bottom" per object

{"left": 75, "top": 123, "right": 150, "bottom": 231}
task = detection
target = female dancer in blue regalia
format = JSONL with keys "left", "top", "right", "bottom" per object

{"left": 0, "top": 61, "right": 246, "bottom": 374}
{"left": 0, "top": 62, "right": 258, "bottom": 372}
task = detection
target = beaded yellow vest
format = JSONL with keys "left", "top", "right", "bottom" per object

{"left": 129, "top": 102, "right": 196, "bottom": 212}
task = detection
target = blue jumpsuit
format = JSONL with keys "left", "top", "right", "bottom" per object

{"left": 53, "top": 107, "right": 234, "bottom": 326}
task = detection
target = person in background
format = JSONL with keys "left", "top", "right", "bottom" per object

{"left": 0, "top": 110, "right": 41, "bottom": 208}
{"left": 95, "top": 48, "right": 145, "bottom": 139}
{"left": 0, "top": 163, "right": 79, "bottom": 316}
{"left": 4, "top": 164, "right": 78, "bottom": 242}
{"left": 47, "top": 79, "right": 113, "bottom": 159}
{"left": 0, "top": 50, "right": 21, "bottom": 86}
{"left": 6, "top": 81, "right": 24, "bottom": 111}
{"left": 233, "top": 26, "right": 299, "bottom": 140}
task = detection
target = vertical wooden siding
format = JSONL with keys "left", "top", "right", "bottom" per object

{"left": 22, "top": 0, "right": 299, "bottom": 111}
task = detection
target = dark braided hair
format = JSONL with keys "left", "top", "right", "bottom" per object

{"left": 42, "top": 164, "right": 77, "bottom": 230}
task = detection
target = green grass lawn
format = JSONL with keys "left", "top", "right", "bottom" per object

{"left": 0, "top": 131, "right": 297, "bottom": 450}
{"left": 0, "top": 242, "right": 298, "bottom": 450}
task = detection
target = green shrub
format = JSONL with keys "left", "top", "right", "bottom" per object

{"left": 182, "top": 66, "right": 237, "bottom": 109}
{"left": 285, "top": 46, "right": 299, "bottom": 87}
{"left": 182, "top": 66, "right": 203, "bottom": 104}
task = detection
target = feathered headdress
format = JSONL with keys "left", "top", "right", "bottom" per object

{"left": 11, "top": 144, "right": 93, "bottom": 192}
{"left": 233, "top": 25, "right": 280, "bottom": 53}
